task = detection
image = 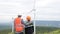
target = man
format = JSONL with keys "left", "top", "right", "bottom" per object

{"left": 14, "top": 15, "right": 24, "bottom": 34}
{"left": 25, "top": 16, "right": 34, "bottom": 34}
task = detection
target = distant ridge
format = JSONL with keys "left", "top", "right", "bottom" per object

{"left": 35, "top": 20, "right": 60, "bottom": 27}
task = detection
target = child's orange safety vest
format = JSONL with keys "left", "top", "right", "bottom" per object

{"left": 14, "top": 18, "right": 24, "bottom": 32}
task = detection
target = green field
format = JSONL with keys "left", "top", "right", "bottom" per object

{"left": 0, "top": 29, "right": 12, "bottom": 34}
{"left": 36, "top": 26, "right": 60, "bottom": 34}
{"left": 0, "top": 26, "right": 60, "bottom": 34}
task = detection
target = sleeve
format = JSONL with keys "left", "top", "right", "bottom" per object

{"left": 25, "top": 21, "right": 33, "bottom": 25}
{"left": 21, "top": 19, "right": 25, "bottom": 25}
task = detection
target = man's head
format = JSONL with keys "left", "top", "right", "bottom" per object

{"left": 26, "top": 16, "right": 31, "bottom": 21}
{"left": 18, "top": 15, "right": 22, "bottom": 18}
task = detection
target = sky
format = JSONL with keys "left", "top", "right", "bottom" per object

{"left": 0, "top": 0, "right": 60, "bottom": 23}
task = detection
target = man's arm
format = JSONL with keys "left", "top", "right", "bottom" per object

{"left": 21, "top": 19, "right": 26, "bottom": 25}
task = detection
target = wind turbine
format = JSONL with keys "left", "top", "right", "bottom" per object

{"left": 11, "top": 0, "right": 36, "bottom": 34}
{"left": 25, "top": 0, "right": 36, "bottom": 34}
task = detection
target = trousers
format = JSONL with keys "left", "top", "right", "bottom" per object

{"left": 25, "top": 26, "right": 34, "bottom": 34}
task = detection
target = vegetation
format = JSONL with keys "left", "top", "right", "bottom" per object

{"left": 36, "top": 26, "right": 60, "bottom": 34}
{"left": 0, "top": 29, "right": 12, "bottom": 34}
{"left": 0, "top": 26, "right": 60, "bottom": 34}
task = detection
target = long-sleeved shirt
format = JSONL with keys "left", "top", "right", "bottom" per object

{"left": 24, "top": 21, "right": 34, "bottom": 28}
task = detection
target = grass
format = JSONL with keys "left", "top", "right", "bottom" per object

{"left": 36, "top": 26, "right": 60, "bottom": 34}
{"left": 0, "top": 26, "right": 60, "bottom": 34}
{"left": 0, "top": 29, "right": 12, "bottom": 34}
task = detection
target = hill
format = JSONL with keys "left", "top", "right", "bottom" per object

{"left": 36, "top": 26, "right": 60, "bottom": 34}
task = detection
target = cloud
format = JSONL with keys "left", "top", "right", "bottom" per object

{"left": 35, "top": 15, "right": 60, "bottom": 21}
{"left": 0, "top": 0, "right": 60, "bottom": 22}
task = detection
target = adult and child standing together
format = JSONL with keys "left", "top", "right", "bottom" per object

{"left": 14, "top": 15, "right": 34, "bottom": 34}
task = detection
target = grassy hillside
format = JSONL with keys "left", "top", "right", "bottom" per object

{"left": 0, "top": 29, "right": 12, "bottom": 34}
{"left": 36, "top": 26, "right": 60, "bottom": 34}
{"left": 1, "top": 26, "right": 60, "bottom": 34}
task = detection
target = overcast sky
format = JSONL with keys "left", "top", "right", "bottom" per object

{"left": 0, "top": 0, "right": 60, "bottom": 22}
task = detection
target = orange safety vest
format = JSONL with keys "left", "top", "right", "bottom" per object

{"left": 14, "top": 18, "right": 24, "bottom": 32}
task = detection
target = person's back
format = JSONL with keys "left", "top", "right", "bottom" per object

{"left": 14, "top": 15, "right": 24, "bottom": 34}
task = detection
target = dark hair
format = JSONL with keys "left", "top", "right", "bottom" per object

{"left": 18, "top": 15, "right": 22, "bottom": 17}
